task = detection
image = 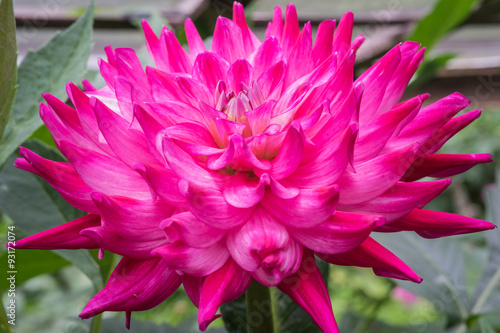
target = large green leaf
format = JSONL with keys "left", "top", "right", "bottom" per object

{"left": 0, "top": 142, "right": 107, "bottom": 291}
{"left": 0, "top": 0, "right": 17, "bottom": 141}
{"left": 407, "top": 0, "right": 480, "bottom": 50}
{"left": 373, "top": 232, "right": 469, "bottom": 322}
{"left": 0, "top": 1, "right": 94, "bottom": 167}
{"left": 470, "top": 174, "right": 500, "bottom": 315}
{"left": 0, "top": 250, "right": 70, "bottom": 291}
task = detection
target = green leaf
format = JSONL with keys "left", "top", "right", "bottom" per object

{"left": 407, "top": 53, "right": 455, "bottom": 90}
{"left": 0, "top": 1, "right": 94, "bottom": 167}
{"left": 478, "top": 317, "right": 496, "bottom": 333}
{"left": 470, "top": 174, "right": 500, "bottom": 314}
{"left": 0, "top": 142, "right": 107, "bottom": 291}
{"left": 99, "top": 318, "right": 189, "bottom": 333}
{"left": 220, "top": 295, "right": 248, "bottom": 333}
{"left": 407, "top": 0, "right": 481, "bottom": 50}
{"left": 0, "top": 250, "right": 70, "bottom": 290}
{"left": 373, "top": 232, "right": 469, "bottom": 322}
{"left": 0, "top": 0, "right": 17, "bottom": 141}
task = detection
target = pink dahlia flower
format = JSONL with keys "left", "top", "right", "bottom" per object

{"left": 14, "top": 2, "right": 495, "bottom": 332}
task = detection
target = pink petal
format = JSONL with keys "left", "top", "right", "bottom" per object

{"left": 357, "top": 44, "right": 401, "bottom": 122}
{"left": 159, "top": 28, "right": 193, "bottom": 73}
{"left": 402, "top": 153, "right": 493, "bottom": 181}
{"left": 313, "top": 20, "right": 336, "bottom": 65}
{"left": 419, "top": 109, "right": 482, "bottom": 155}
{"left": 162, "top": 137, "right": 227, "bottom": 189}
{"left": 387, "top": 92, "right": 471, "bottom": 151}
{"left": 232, "top": 2, "right": 261, "bottom": 54}
{"left": 281, "top": 4, "right": 300, "bottom": 57}
{"left": 337, "top": 143, "right": 419, "bottom": 205}
{"left": 278, "top": 249, "right": 338, "bottom": 333}
{"left": 288, "top": 211, "right": 380, "bottom": 254}
{"left": 183, "top": 275, "right": 203, "bottom": 307}
{"left": 355, "top": 95, "right": 423, "bottom": 162}
{"left": 16, "top": 148, "right": 97, "bottom": 214}
{"left": 227, "top": 207, "right": 302, "bottom": 286}
{"left": 284, "top": 22, "right": 314, "bottom": 87}
{"left": 198, "top": 258, "right": 253, "bottom": 331}
{"left": 252, "top": 238, "right": 303, "bottom": 286}
{"left": 265, "top": 6, "right": 283, "bottom": 42}
{"left": 179, "top": 180, "right": 253, "bottom": 229}
{"left": 289, "top": 123, "right": 357, "bottom": 188}
{"left": 245, "top": 100, "right": 275, "bottom": 136}
{"left": 332, "top": 10, "right": 353, "bottom": 62}
{"left": 160, "top": 211, "right": 227, "bottom": 248}
{"left": 152, "top": 240, "right": 229, "bottom": 276}
{"left": 226, "top": 207, "right": 289, "bottom": 272}
{"left": 269, "top": 126, "right": 304, "bottom": 180}
{"left": 262, "top": 185, "right": 339, "bottom": 228}
{"left": 377, "top": 208, "right": 496, "bottom": 238}
{"left": 93, "top": 98, "right": 159, "bottom": 167}
{"left": 223, "top": 172, "right": 266, "bottom": 208}
{"left": 133, "top": 162, "right": 185, "bottom": 206}
{"left": 146, "top": 66, "right": 189, "bottom": 104}
{"left": 210, "top": 16, "right": 246, "bottom": 63}
{"left": 81, "top": 226, "right": 163, "bottom": 259}
{"left": 339, "top": 179, "right": 451, "bottom": 222}
{"left": 185, "top": 18, "right": 206, "bottom": 57}
{"left": 192, "top": 52, "right": 230, "bottom": 94}
{"left": 248, "top": 37, "right": 284, "bottom": 80}
{"left": 14, "top": 214, "right": 100, "bottom": 250}
{"left": 227, "top": 59, "right": 253, "bottom": 94}
{"left": 141, "top": 20, "right": 161, "bottom": 66}
{"left": 91, "top": 192, "right": 173, "bottom": 240}
{"left": 80, "top": 257, "right": 181, "bottom": 319}
{"left": 318, "top": 237, "right": 422, "bottom": 282}
{"left": 60, "top": 141, "right": 151, "bottom": 199}
{"left": 256, "top": 60, "right": 286, "bottom": 99}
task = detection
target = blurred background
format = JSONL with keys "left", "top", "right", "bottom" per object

{"left": 2, "top": 0, "right": 500, "bottom": 332}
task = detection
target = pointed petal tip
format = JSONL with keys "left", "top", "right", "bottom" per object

{"left": 199, "top": 314, "right": 222, "bottom": 332}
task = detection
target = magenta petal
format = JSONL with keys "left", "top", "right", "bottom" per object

{"left": 198, "top": 258, "right": 253, "bottom": 331}
{"left": 340, "top": 179, "right": 451, "bottom": 222}
{"left": 183, "top": 275, "right": 203, "bottom": 308}
{"left": 93, "top": 98, "right": 159, "bottom": 167}
{"left": 332, "top": 10, "right": 353, "bottom": 62}
{"left": 313, "top": 20, "right": 336, "bottom": 65}
{"left": 262, "top": 185, "right": 339, "bottom": 228}
{"left": 270, "top": 126, "right": 304, "bottom": 180}
{"left": 184, "top": 18, "right": 206, "bottom": 57}
{"left": 16, "top": 148, "right": 97, "bottom": 214}
{"left": 318, "top": 237, "right": 422, "bottom": 282}
{"left": 227, "top": 59, "right": 254, "bottom": 94}
{"left": 133, "top": 162, "right": 185, "bottom": 206}
{"left": 337, "top": 143, "right": 419, "bottom": 205}
{"left": 152, "top": 240, "right": 229, "bottom": 276}
{"left": 402, "top": 153, "right": 493, "bottom": 181}
{"left": 180, "top": 180, "right": 253, "bottom": 229}
{"left": 223, "top": 172, "right": 266, "bottom": 208}
{"left": 281, "top": 4, "right": 300, "bottom": 56}
{"left": 232, "top": 2, "right": 261, "bottom": 54}
{"left": 248, "top": 37, "right": 284, "bottom": 80}
{"left": 60, "top": 141, "right": 151, "bottom": 199}
{"left": 252, "top": 238, "right": 302, "bottom": 286}
{"left": 226, "top": 207, "right": 290, "bottom": 272}
{"left": 80, "top": 257, "right": 181, "bottom": 319}
{"left": 378, "top": 208, "right": 496, "bottom": 238}
{"left": 278, "top": 249, "right": 338, "bottom": 333}
{"left": 210, "top": 16, "right": 246, "bottom": 63}
{"left": 289, "top": 211, "right": 379, "bottom": 254}
{"left": 192, "top": 52, "right": 230, "bottom": 94}
{"left": 160, "top": 212, "right": 226, "bottom": 248}
{"left": 14, "top": 214, "right": 100, "bottom": 250}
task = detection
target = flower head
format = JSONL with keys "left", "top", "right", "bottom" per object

{"left": 14, "top": 2, "right": 495, "bottom": 332}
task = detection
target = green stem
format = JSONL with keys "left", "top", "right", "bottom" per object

{"left": 0, "top": 297, "right": 13, "bottom": 333}
{"left": 246, "top": 281, "right": 277, "bottom": 333}
{"left": 89, "top": 313, "right": 103, "bottom": 333}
